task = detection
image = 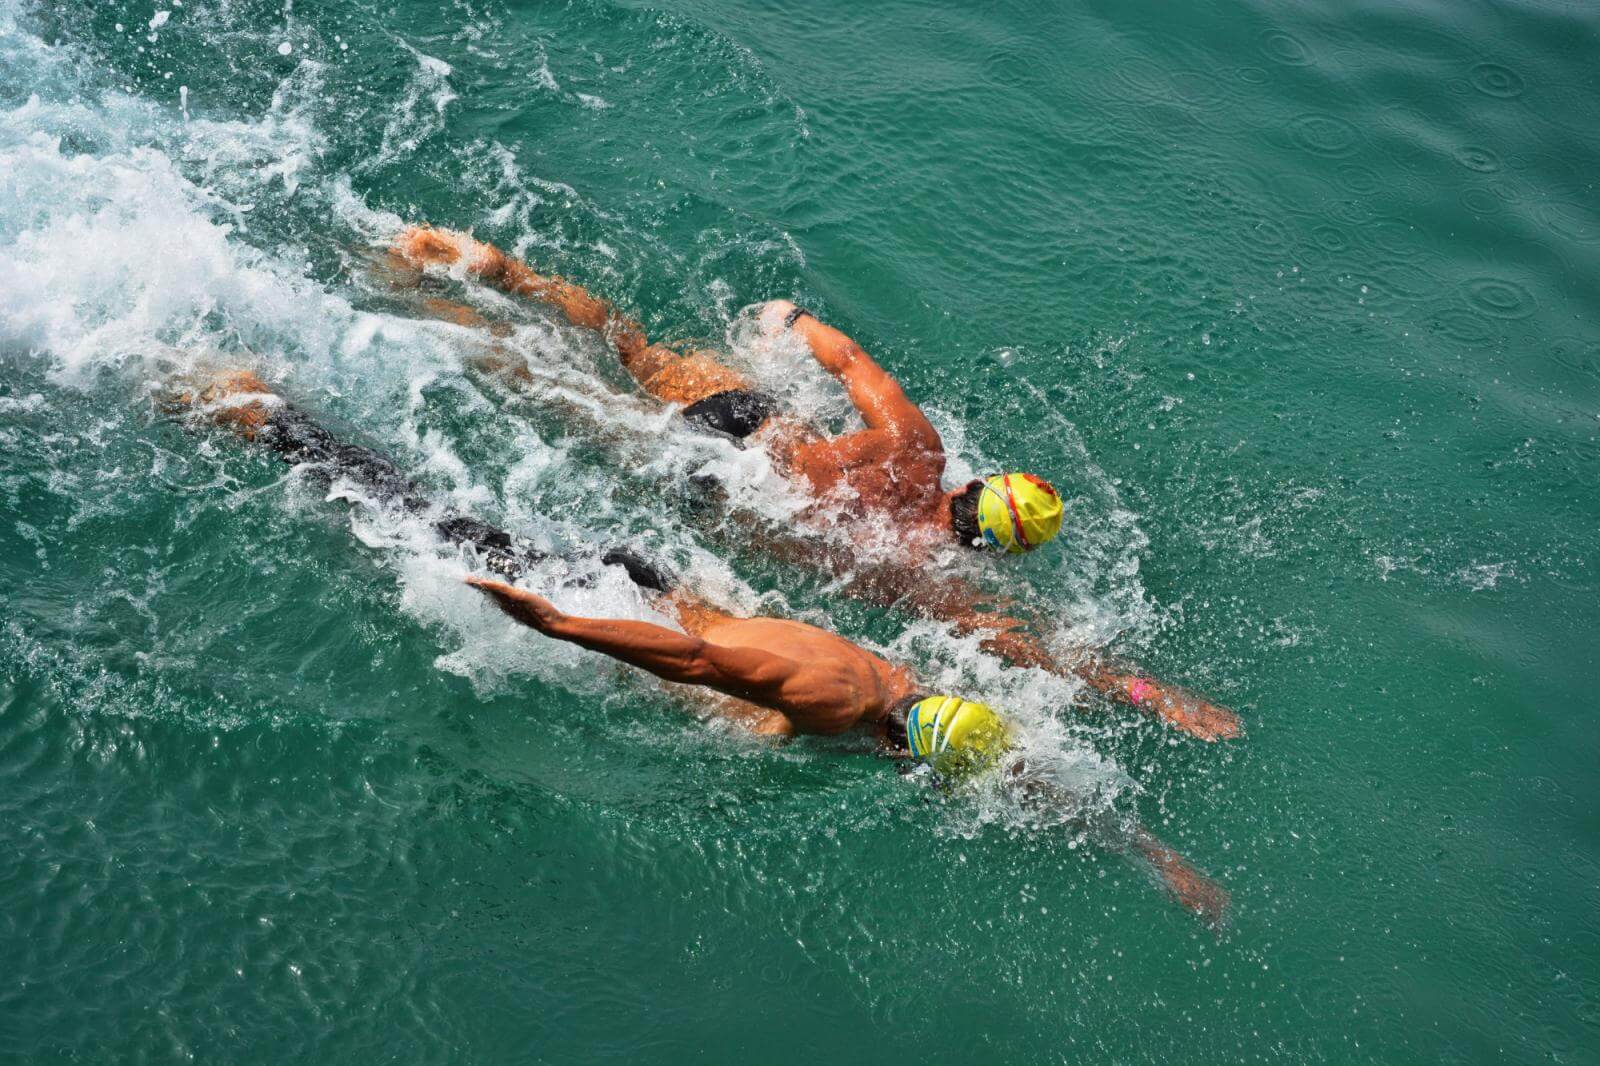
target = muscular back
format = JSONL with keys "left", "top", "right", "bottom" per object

{"left": 689, "top": 615, "right": 905, "bottom": 735}
{"left": 783, "top": 430, "right": 947, "bottom": 525}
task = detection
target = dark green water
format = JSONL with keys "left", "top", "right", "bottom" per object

{"left": 2, "top": 0, "right": 1597, "bottom": 1060}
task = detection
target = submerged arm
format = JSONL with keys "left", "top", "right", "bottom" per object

{"left": 1010, "top": 768, "right": 1230, "bottom": 930}
{"left": 1130, "top": 827, "right": 1231, "bottom": 930}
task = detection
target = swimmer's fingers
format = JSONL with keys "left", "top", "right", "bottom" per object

{"left": 393, "top": 225, "right": 505, "bottom": 279}
{"left": 394, "top": 225, "right": 469, "bottom": 266}
{"left": 1154, "top": 689, "right": 1242, "bottom": 743}
{"left": 1159, "top": 855, "right": 1232, "bottom": 932}
{"left": 465, "top": 575, "right": 562, "bottom": 632}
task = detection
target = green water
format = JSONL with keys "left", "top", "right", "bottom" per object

{"left": 3, "top": 0, "right": 1597, "bottom": 1060}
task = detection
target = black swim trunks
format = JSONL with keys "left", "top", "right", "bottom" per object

{"left": 680, "top": 388, "right": 778, "bottom": 441}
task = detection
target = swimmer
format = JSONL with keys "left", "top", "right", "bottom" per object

{"left": 173, "top": 369, "right": 1228, "bottom": 927}
{"left": 387, "top": 227, "right": 1243, "bottom": 742}
{"left": 468, "top": 574, "right": 1230, "bottom": 929}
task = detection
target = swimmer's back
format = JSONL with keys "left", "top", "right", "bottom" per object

{"left": 684, "top": 614, "right": 900, "bottom": 735}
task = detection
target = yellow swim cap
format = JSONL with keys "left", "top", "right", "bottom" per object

{"left": 905, "top": 695, "right": 1010, "bottom": 776}
{"left": 976, "top": 473, "right": 1063, "bottom": 553}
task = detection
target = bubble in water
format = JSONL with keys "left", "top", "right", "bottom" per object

{"left": 1468, "top": 62, "right": 1524, "bottom": 99}
{"left": 278, "top": 41, "right": 293, "bottom": 56}
{"left": 1465, "top": 277, "right": 1535, "bottom": 319}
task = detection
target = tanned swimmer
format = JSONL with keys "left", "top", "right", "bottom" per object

{"left": 387, "top": 227, "right": 1242, "bottom": 743}
{"left": 172, "top": 368, "right": 1230, "bottom": 928}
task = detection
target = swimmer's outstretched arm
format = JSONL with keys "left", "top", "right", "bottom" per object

{"left": 851, "top": 566, "right": 1242, "bottom": 741}
{"left": 1074, "top": 660, "right": 1242, "bottom": 742}
{"left": 1130, "top": 826, "right": 1231, "bottom": 930}
{"left": 466, "top": 577, "right": 797, "bottom": 728}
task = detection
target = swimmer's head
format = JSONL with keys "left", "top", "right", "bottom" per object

{"left": 949, "top": 473, "right": 1063, "bottom": 553}
{"left": 895, "top": 694, "right": 1010, "bottom": 776}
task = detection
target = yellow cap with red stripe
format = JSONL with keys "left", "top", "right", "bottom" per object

{"left": 976, "top": 473, "right": 1063, "bottom": 553}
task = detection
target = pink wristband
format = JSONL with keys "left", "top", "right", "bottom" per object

{"left": 1127, "top": 678, "right": 1156, "bottom": 704}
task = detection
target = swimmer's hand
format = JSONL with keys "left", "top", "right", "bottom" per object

{"left": 756, "top": 299, "right": 800, "bottom": 337}
{"left": 1136, "top": 680, "right": 1242, "bottom": 743}
{"left": 466, "top": 576, "right": 563, "bottom": 633}
{"left": 1136, "top": 830, "right": 1231, "bottom": 932}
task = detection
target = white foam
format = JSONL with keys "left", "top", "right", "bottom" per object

{"left": 0, "top": 1, "right": 1147, "bottom": 821}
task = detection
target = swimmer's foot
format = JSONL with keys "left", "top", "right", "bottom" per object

{"left": 163, "top": 369, "right": 277, "bottom": 436}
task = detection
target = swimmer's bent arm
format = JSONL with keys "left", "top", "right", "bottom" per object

{"left": 761, "top": 300, "right": 939, "bottom": 446}
{"left": 466, "top": 578, "right": 799, "bottom": 709}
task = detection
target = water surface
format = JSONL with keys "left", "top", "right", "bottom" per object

{"left": 2, "top": 0, "right": 1597, "bottom": 1060}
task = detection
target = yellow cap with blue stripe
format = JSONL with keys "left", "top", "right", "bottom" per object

{"left": 905, "top": 695, "right": 1010, "bottom": 776}
{"left": 976, "top": 473, "right": 1063, "bottom": 554}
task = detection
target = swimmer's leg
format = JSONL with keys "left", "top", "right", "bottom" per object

{"left": 168, "top": 369, "right": 539, "bottom": 576}
{"left": 392, "top": 226, "right": 753, "bottom": 406}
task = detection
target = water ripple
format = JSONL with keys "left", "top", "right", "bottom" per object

{"left": 1426, "top": 305, "right": 1500, "bottom": 346}
{"left": 1260, "top": 31, "right": 1312, "bottom": 66}
{"left": 1453, "top": 145, "right": 1501, "bottom": 173}
{"left": 1534, "top": 200, "right": 1600, "bottom": 244}
{"left": 1466, "top": 277, "right": 1536, "bottom": 319}
{"left": 1469, "top": 62, "right": 1525, "bottom": 99}
{"left": 981, "top": 49, "right": 1035, "bottom": 90}
{"left": 1288, "top": 113, "right": 1360, "bottom": 157}
{"left": 1550, "top": 339, "right": 1600, "bottom": 383}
